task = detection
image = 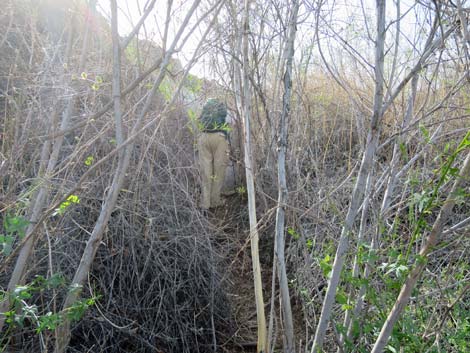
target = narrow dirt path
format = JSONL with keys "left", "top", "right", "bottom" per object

{"left": 204, "top": 118, "right": 264, "bottom": 352}
{"left": 207, "top": 195, "right": 274, "bottom": 353}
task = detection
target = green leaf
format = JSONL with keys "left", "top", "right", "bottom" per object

{"left": 66, "top": 297, "right": 96, "bottom": 322}
{"left": 186, "top": 74, "right": 202, "bottom": 94}
{"left": 235, "top": 186, "right": 246, "bottom": 195}
{"left": 55, "top": 194, "right": 80, "bottom": 216}
{"left": 85, "top": 297, "right": 96, "bottom": 306}
{"left": 67, "top": 195, "right": 79, "bottom": 204}
{"left": 4, "top": 310, "right": 15, "bottom": 325}
{"left": 336, "top": 291, "right": 348, "bottom": 305}
{"left": 395, "top": 264, "right": 409, "bottom": 277}
{"left": 320, "top": 254, "right": 332, "bottom": 278}
{"left": 84, "top": 155, "right": 94, "bottom": 166}
{"left": 2, "top": 242, "right": 13, "bottom": 256}
{"left": 13, "top": 286, "right": 32, "bottom": 300}
{"left": 47, "top": 273, "right": 66, "bottom": 289}
{"left": 399, "top": 142, "right": 408, "bottom": 161}
{"left": 81, "top": 72, "right": 88, "bottom": 80}
{"left": 37, "top": 312, "right": 62, "bottom": 333}
{"left": 288, "top": 227, "right": 300, "bottom": 240}
{"left": 448, "top": 167, "right": 460, "bottom": 177}
{"left": 419, "top": 123, "right": 430, "bottom": 143}
{"left": 4, "top": 215, "right": 29, "bottom": 238}
{"left": 306, "top": 238, "right": 313, "bottom": 250}
{"left": 415, "top": 255, "right": 428, "bottom": 266}
{"left": 188, "top": 108, "right": 196, "bottom": 121}
{"left": 444, "top": 142, "right": 451, "bottom": 154}
{"left": 32, "top": 275, "right": 47, "bottom": 287}
{"left": 158, "top": 78, "right": 173, "bottom": 102}
{"left": 335, "top": 323, "right": 347, "bottom": 335}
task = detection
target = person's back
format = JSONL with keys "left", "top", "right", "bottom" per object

{"left": 199, "top": 98, "right": 228, "bottom": 134}
{"left": 197, "top": 99, "right": 229, "bottom": 209}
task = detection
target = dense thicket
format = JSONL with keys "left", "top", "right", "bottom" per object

{"left": 1, "top": 1, "right": 469, "bottom": 353}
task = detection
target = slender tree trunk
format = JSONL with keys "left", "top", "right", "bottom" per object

{"left": 55, "top": 1, "right": 122, "bottom": 348}
{"left": 274, "top": 2, "right": 299, "bottom": 352}
{"left": 241, "top": 1, "right": 267, "bottom": 352}
{"left": 311, "top": 1, "right": 386, "bottom": 351}
{"left": 371, "top": 147, "right": 470, "bottom": 353}
{"left": 0, "top": 1, "right": 93, "bottom": 332}
{"left": 456, "top": 0, "right": 470, "bottom": 79}
{"left": 111, "top": 0, "right": 124, "bottom": 154}
{"left": 267, "top": 260, "right": 277, "bottom": 353}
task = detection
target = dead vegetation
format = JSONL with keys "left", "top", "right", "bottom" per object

{"left": 1, "top": 1, "right": 470, "bottom": 353}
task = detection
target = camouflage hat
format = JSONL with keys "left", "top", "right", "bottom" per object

{"left": 201, "top": 98, "right": 227, "bottom": 121}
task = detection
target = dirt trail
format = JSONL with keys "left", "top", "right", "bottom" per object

{"left": 208, "top": 195, "right": 266, "bottom": 353}
{"left": 207, "top": 196, "right": 274, "bottom": 353}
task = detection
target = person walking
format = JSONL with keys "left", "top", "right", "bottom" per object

{"left": 197, "top": 98, "right": 230, "bottom": 209}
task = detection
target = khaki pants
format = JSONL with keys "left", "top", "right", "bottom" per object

{"left": 198, "top": 132, "right": 229, "bottom": 209}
